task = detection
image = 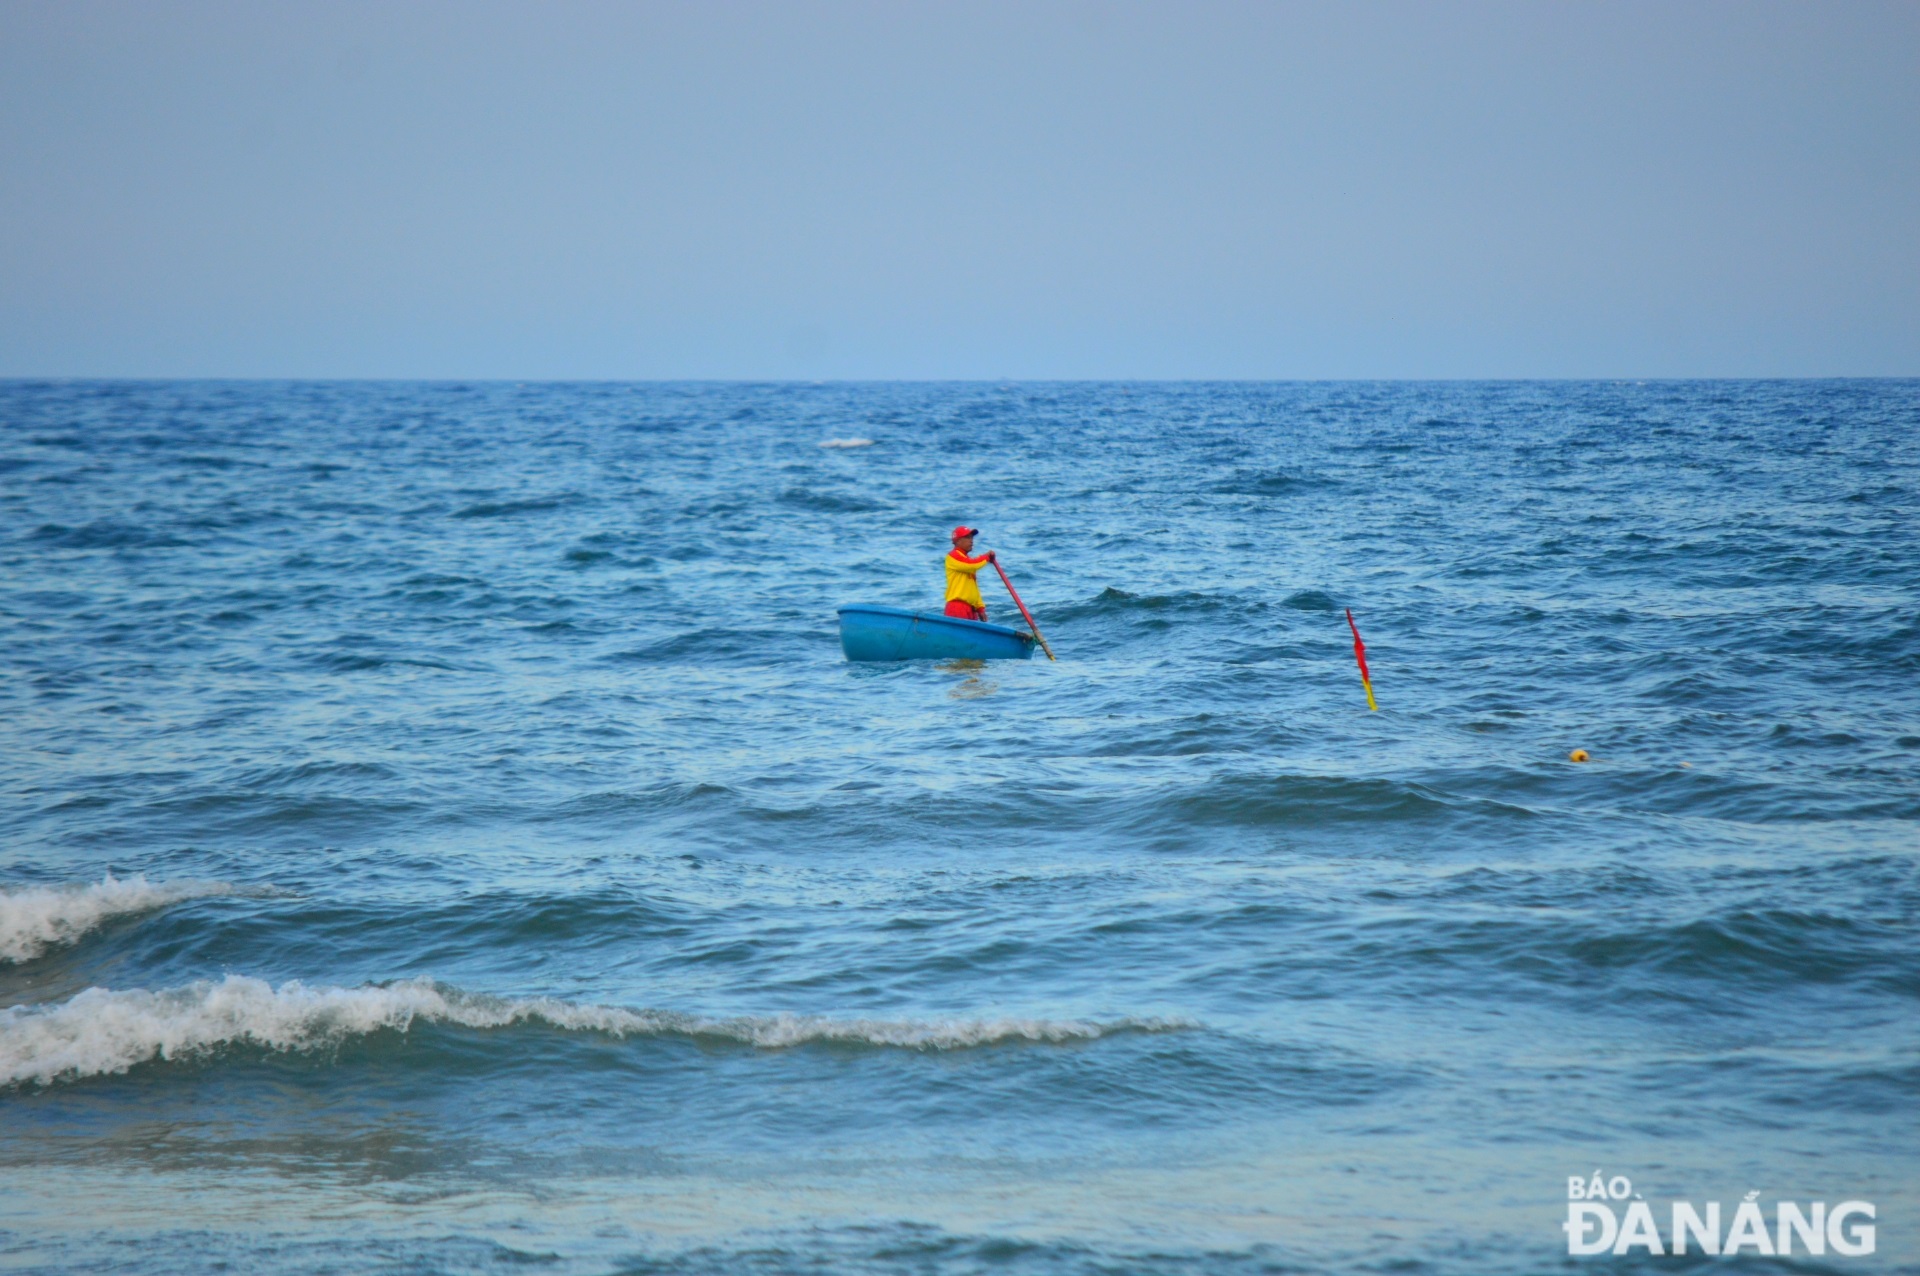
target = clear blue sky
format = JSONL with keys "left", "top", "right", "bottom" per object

{"left": 2, "top": 0, "right": 1915, "bottom": 379}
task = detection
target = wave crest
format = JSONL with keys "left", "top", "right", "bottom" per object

{"left": 0, "top": 875, "right": 236, "bottom": 964}
{"left": 0, "top": 975, "right": 1190, "bottom": 1086}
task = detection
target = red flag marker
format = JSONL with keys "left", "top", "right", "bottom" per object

{"left": 1345, "top": 608, "right": 1378, "bottom": 711}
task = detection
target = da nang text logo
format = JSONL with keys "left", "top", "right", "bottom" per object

{"left": 1566, "top": 1172, "right": 1875, "bottom": 1257}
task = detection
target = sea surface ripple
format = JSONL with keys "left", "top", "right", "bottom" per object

{"left": 1, "top": 380, "right": 1916, "bottom": 1274}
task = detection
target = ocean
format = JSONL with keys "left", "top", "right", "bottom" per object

{"left": 1, "top": 379, "right": 1915, "bottom": 1274}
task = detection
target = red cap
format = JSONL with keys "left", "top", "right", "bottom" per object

{"left": 951, "top": 525, "right": 979, "bottom": 541}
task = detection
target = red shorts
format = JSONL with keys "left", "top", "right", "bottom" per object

{"left": 944, "top": 599, "right": 987, "bottom": 621}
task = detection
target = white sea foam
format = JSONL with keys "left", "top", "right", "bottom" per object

{"left": 818, "top": 437, "right": 875, "bottom": 448}
{"left": 0, "top": 875, "right": 237, "bottom": 964}
{"left": 0, "top": 975, "right": 1189, "bottom": 1086}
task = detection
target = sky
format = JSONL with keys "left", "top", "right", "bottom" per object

{"left": 1, "top": 0, "right": 1916, "bottom": 380}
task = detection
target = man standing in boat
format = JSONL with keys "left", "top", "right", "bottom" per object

{"left": 944, "top": 526, "right": 995, "bottom": 621}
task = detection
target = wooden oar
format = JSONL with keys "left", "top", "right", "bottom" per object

{"left": 992, "top": 559, "right": 1056, "bottom": 661}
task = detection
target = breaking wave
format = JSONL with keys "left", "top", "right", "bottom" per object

{"left": 0, "top": 975, "right": 1191, "bottom": 1086}
{"left": 0, "top": 875, "right": 236, "bottom": 964}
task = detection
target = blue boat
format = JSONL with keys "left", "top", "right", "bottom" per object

{"left": 837, "top": 605, "right": 1037, "bottom": 662}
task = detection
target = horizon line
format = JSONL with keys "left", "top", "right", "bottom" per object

{"left": 4, "top": 374, "right": 1916, "bottom": 387}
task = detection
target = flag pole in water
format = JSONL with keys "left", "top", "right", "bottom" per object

{"left": 1345, "top": 608, "right": 1378, "bottom": 710}
{"left": 993, "top": 560, "right": 1057, "bottom": 662}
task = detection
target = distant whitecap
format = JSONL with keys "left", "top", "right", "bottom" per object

{"left": 818, "top": 438, "right": 876, "bottom": 449}
{"left": 0, "top": 875, "right": 236, "bottom": 964}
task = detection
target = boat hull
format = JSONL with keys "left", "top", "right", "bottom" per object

{"left": 837, "top": 605, "right": 1037, "bottom": 662}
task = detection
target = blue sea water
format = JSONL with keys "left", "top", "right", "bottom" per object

{"left": 1, "top": 379, "right": 1916, "bottom": 1275}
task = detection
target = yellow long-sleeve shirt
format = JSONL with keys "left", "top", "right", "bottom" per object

{"left": 945, "top": 550, "right": 992, "bottom": 608}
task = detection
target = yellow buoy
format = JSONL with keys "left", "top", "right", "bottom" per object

{"left": 1569, "top": 749, "right": 1590, "bottom": 763}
